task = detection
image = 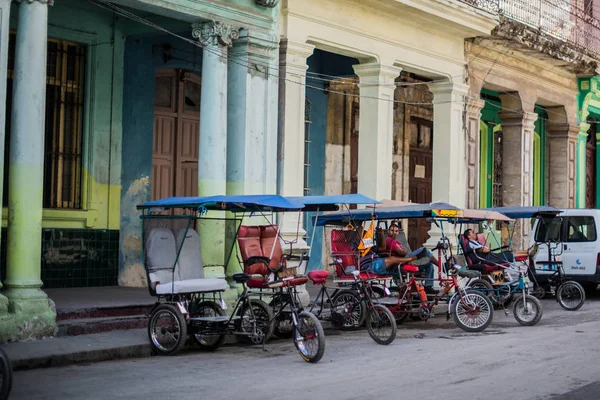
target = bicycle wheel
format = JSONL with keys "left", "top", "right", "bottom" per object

{"left": 468, "top": 278, "right": 495, "bottom": 302}
{"left": 148, "top": 303, "right": 187, "bottom": 356}
{"left": 556, "top": 281, "right": 585, "bottom": 311}
{"left": 293, "top": 311, "right": 325, "bottom": 363}
{"left": 190, "top": 301, "right": 226, "bottom": 351}
{"left": 236, "top": 299, "right": 274, "bottom": 344}
{"left": 513, "top": 295, "right": 543, "bottom": 326}
{"left": 331, "top": 290, "right": 366, "bottom": 330}
{"left": 531, "top": 285, "right": 546, "bottom": 300}
{"left": 366, "top": 305, "right": 397, "bottom": 345}
{"left": 451, "top": 290, "right": 494, "bottom": 333}
{"left": 0, "top": 347, "right": 12, "bottom": 400}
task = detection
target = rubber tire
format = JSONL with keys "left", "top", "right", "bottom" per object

{"left": 148, "top": 303, "right": 188, "bottom": 356}
{"left": 395, "top": 312, "right": 410, "bottom": 324}
{"left": 513, "top": 295, "right": 543, "bottom": 326}
{"left": 270, "top": 297, "right": 293, "bottom": 339}
{"left": 331, "top": 290, "right": 367, "bottom": 329}
{"left": 293, "top": 311, "right": 326, "bottom": 363}
{"left": 366, "top": 305, "right": 397, "bottom": 345}
{"left": 236, "top": 299, "right": 274, "bottom": 344}
{"left": 451, "top": 290, "right": 494, "bottom": 333}
{"left": 190, "top": 301, "right": 226, "bottom": 351}
{"left": 556, "top": 281, "right": 586, "bottom": 311}
{"left": 531, "top": 285, "right": 546, "bottom": 300}
{"left": 0, "top": 347, "right": 12, "bottom": 400}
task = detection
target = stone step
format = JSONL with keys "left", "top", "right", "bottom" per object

{"left": 57, "top": 304, "right": 154, "bottom": 321}
{"left": 57, "top": 315, "right": 149, "bottom": 337}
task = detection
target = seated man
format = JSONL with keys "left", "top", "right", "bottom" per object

{"left": 386, "top": 223, "right": 438, "bottom": 295}
{"left": 464, "top": 228, "right": 514, "bottom": 265}
{"left": 351, "top": 224, "right": 416, "bottom": 277}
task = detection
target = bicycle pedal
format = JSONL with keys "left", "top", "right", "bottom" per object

{"left": 504, "top": 309, "right": 510, "bottom": 316}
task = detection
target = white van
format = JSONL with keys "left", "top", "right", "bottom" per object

{"left": 529, "top": 209, "right": 600, "bottom": 290}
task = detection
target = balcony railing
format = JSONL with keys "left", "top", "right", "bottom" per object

{"left": 459, "top": 0, "right": 600, "bottom": 55}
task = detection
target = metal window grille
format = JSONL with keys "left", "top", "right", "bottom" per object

{"left": 3, "top": 33, "right": 86, "bottom": 209}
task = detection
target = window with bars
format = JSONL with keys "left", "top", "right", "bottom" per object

{"left": 3, "top": 33, "right": 86, "bottom": 209}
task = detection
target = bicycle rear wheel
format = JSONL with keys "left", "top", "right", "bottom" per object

{"left": 0, "top": 347, "right": 12, "bottom": 400}
{"left": 556, "top": 281, "right": 585, "bottom": 311}
{"left": 451, "top": 290, "right": 494, "bottom": 333}
{"left": 366, "top": 305, "right": 397, "bottom": 345}
{"left": 293, "top": 311, "right": 325, "bottom": 363}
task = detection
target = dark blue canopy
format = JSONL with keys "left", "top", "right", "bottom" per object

{"left": 313, "top": 202, "right": 459, "bottom": 226}
{"left": 285, "top": 194, "right": 379, "bottom": 211}
{"left": 483, "top": 206, "right": 562, "bottom": 219}
{"left": 137, "top": 194, "right": 303, "bottom": 212}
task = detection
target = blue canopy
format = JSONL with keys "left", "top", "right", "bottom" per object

{"left": 483, "top": 206, "right": 562, "bottom": 219}
{"left": 285, "top": 194, "right": 379, "bottom": 211}
{"left": 137, "top": 194, "right": 303, "bottom": 212}
{"left": 313, "top": 202, "right": 459, "bottom": 226}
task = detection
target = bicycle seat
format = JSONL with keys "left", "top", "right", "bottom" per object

{"left": 402, "top": 265, "right": 419, "bottom": 273}
{"left": 232, "top": 273, "right": 253, "bottom": 283}
{"left": 458, "top": 270, "right": 481, "bottom": 279}
{"left": 307, "top": 270, "right": 329, "bottom": 285}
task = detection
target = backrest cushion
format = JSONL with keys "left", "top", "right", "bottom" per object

{"left": 237, "top": 225, "right": 266, "bottom": 275}
{"left": 175, "top": 228, "right": 204, "bottom": 280}
{"left": 261, "top": 225, "right": 284, "bottom": 271}
{"left": 146, "top": 228, "right": 177, "bottom": 284}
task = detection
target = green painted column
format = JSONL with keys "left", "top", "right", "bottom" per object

{"left": 192, "top": 21, "right": 237, "bottom": 281}
{"left": 596, "top": 131, "right": 600, "bottom": 209}
{"left": 3, "top": 0, "right": 56, "bottom": 340}
{"left": 576, "top": 123, "right": 589, "bottom": 208}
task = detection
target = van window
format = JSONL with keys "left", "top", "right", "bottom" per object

{"left": 534, "top": 217, "right": 563, "bottom": 242}
{"left": 566, "top": 216, "right": 597, "bottom": 242}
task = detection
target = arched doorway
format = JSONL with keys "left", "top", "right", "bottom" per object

{"left": 152, "top": 69, "right": 201, "bottom": 201}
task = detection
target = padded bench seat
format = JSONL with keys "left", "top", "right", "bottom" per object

{"left": 155, "top": 278, "right": 228, "bottom": 295}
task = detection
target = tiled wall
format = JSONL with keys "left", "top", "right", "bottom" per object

{"left": 0, "top": 228, "right": 119, "bottom": 288}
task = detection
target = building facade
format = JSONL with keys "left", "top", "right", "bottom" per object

{"left": 0, "top": 0, "right": 279, "bottom": 341}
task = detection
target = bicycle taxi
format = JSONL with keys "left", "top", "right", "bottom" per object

{"left": 137, "top": 194, "right": 326, "bottom": 363}
{"left": 476, "top": 206, "right": 585, "bottom": 312}
{"left": 234, "top": 194, "right": 398, "bottom": 346}
{"left": 313, "top": 202, "right": 496, "bottom": 333}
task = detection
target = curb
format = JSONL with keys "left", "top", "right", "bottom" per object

{"left": 11, "top": 343, "right": 153, "bottom": 371}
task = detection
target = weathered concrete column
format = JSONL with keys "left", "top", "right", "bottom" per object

{"left": 576, "top": 123, "right": 589, "bottom": 208}
{"left": 225, "top": 29, "right": 277, "bottom": 281}
{"left": 4, "top": 0, "right": 56, "bottom": 340}
{"left": 352, "top": 63, "right": 401, "bottom": 201}
{"left": 547, "top": 123, "right": 578, "bottom": 208}
{"left": 192, "top": 21, "right": 238, "bottom": 273}
{"left": 466, "top": 97, "right": 485, "bottom": 209}
{"left": 498, "top": 110, "right": 537, "bottom": 249}
{"left": 277, "top": 39, "right": 314, "bottom": 246}
{"left": 425, "top": 81, "right": 469, "bottom": 249}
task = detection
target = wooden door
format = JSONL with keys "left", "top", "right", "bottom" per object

{"left": 408, "top": 118, "right": 433, "bottom": 251}
{"left": 152, "top": 69, "right": 201, "bottom": 203}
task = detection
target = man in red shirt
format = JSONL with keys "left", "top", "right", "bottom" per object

{"left": 385, "top": 223, "right": 438, "bottom": 295}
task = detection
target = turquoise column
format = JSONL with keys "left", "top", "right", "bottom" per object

{"left": 192, "top": 21, "right": 238, "bottom": 276}
{"left": 0, "top": 0, "right": 13, "bottom": 340}
{"left": 576, "top": 123, "right": 589, "bottom": 208}
{"left": 4, "top": 0, "right": 56, "bottom": 340}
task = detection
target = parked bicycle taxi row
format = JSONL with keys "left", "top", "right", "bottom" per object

{"left": 135, "top": 194, "right": 589, "bottom": 364}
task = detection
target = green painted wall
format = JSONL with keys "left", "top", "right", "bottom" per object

{"left": 577, "top": 77, "right": 600, "bottom": 208}
{"left": 2, "top": 0, "right": 123, "bottom": 230}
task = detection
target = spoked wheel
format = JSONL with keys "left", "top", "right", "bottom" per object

{"left": 331, "top": 290, "right": 366, "bottom": 330}
{"left": 236, "top": 299, "right": 274, "bottom": 344}
{"left": 513, "top": 295, "right": 543, "bottom": 326}
{"left": 366, "top": 305, "right": 397, "bottom": 345}
{"left": 451, "top": 290, "right": 494, "bottom": 333}
{"left": 0, "top": 347, "right": 12, "bottom": 400}
{"left": 148, "top": 303, "right": 187, "bottom": 356}
{"left": 293, "top": 311, "right": 325, "bottom": 363}
{"left": 270, "top": 297, "right": 293, "bottom": 339}
{"left": 190, "top": 301, "right": 226, "bottom": 351}
{"left": 556, "top": 281, "right": 585, "bottom": 311}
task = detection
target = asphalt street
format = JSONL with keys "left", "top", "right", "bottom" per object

{"left": 10, "top": 297, "right": 600, "bottom": 400}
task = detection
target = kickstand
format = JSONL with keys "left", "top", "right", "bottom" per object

{"left": 502, "top": 304, "right": 510, "bottom": 317}
{"left": 261, "top": 336, "right": 268, "bottom": 353}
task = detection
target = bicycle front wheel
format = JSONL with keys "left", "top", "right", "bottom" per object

{"left": 556, "top": 281, "right": 585, "bottom": 311}
{"left": 452, "top": 290, "right": 494, "bottom": 333}
{"left": 0, "top": 347, "right": 12, "bottom": 400}
{"left": 293, "top": 311, "right": 325, "bottom": 363}
{"left": 513, "top": 295, "right": 543, "bottom": 326}
{"left": 366, "top": 305, "right": 397, "bottom": 345}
